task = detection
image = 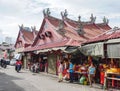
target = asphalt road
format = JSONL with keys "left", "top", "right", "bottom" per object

{"left": 0, "top": 66, "right": 118, "bottom": 91}
{"left": 0, "top": 66, "right": 40, "bottom": 91}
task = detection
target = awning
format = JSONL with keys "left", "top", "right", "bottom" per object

{"left": 37, "top": 49, "right": 51, "bottom": 54}
{"left": 51, "top": 47, "right": 67, "bottom": 51}
{"left": 107, "top": 43, "right": 120, "bottom": 58}
{"left": 80, "top": 42, "right": 104, "bottom": 57}
{"left": 37, "top": 47, "right": 67, "bottom": 54}
{"left": 36, "top": 46, "right": 79, "bottom": 54}
{"left": 63, "top": 46, "right": 78, "bottom": 53}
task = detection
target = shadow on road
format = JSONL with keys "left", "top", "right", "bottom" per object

{"left": 0, "top": 72, "right": 25, "bottom": 91}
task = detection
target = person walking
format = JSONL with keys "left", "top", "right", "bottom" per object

{"left": 88, "top": 63, "right": 96, "bottom": 87}
{"left": 58, "top": 61, "right": 63, "bottom": 82}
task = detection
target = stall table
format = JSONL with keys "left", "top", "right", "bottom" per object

{"left": 105, "top": 73, "right": 120, "bottom": 89}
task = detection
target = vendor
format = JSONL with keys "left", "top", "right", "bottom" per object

{"left": 99, "top": 63, "right": 105, "bottom": 88}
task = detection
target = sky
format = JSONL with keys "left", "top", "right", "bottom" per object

{"left": 0, "top": 0, "right": 120, "bottom": 43}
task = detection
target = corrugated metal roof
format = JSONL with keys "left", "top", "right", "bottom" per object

{"left": 84, "top": 28, "right": 120, "bottom": 44}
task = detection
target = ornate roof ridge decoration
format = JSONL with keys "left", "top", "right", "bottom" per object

{"left": 76, "top": 22, "right": 85, "bottom": 35}
{"left": 58, "top": 20, "right": 64, "bottom": 30}
{"left": 31, "top": 26, "right": 38, "bottom": 41}
{"left": 103, "top": 16, "right": 109, "bottom": 24}
{"left": 78, "top": 15, "right": 81, "bottom": 23}
{"left": 61, "top": 9, "right": 68, "bottom": 20}
{"left": 64, "top": 15, "right": 96, "bottom": 25}
{"left": 31, "top": 26, "right": 36, "bottom": 31}
{"left": 43, "top": 8, "right": 51, "bottom": 17}
{"left": 18, "top": 24, "right": 31, "bottom": 32}
{"left": 18, "top": 24, "right": 24, "bottom": 31}
{"left": 90, "top": 13, "right": 96, "bottom": 24}
{"left": 56, "top": 20, "right": 66, "bottom": 36}
{"left": 113, "top": 26, "right": 120, "bottom": 31}
{"left": 77, "top": 15, "right": 83, "bottom": 34}
{"left": 42, "top": 8, "right": 110, "bottom": 26}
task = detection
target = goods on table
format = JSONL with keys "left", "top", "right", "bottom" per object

{"left": 106, "top": 68, "right": 120, "bottom": 74}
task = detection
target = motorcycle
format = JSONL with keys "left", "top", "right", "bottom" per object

{"left": 31, "top": 63, "right": 40, "bottom": 73}
{"left": 0, "top": 59, "right": 7, "bottom": 68}
{"left": 15, "top": 60, "right": 22, "bottom": 72}
{"left": 15, "top": 64, "right": 21, "bottom": 72}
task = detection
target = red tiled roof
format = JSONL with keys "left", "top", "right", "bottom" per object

{"left": 65, "top": 39, "right": 81, "bottom": 46}
{"left": 24, "top": 38, "right": 81, "bottom": 52}
{"left": 24, "top": 15, "right": 111, "bottom": 52}
{"left": 65, "top": 18, "right": 111, "bottom": 31}
{"left": 24, "top": 39, "right": 68, "bottom": 52}
{"left": 47, "top": 16, "right": 111, "bottom": 41}
{"left": 96, "top": 23, "right": 111, "bottom": 31}
{"left": 66, "top": 20, "right": 78, "bottom": 28}
{"left": 65, "top": 18, "right": 108, "bottom": 39}
{"left": 47, "top": 16, "right": 62, "bottom": 27}
{"left": 64, "top": 27, "right": 86, "bottom": 41}
{"left": 84, "top": 28, "right": 120, "bottom": 43}
{"left": 15, "top": 28, "right": 38, "bottom": 49}
{"left": 21, "top": 30, "right": 34, "bottom": 44}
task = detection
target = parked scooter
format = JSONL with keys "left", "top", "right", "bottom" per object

{"left": 31, "top": 63, "right": 40, "bottom": 73}
{"left": 0, "top": 59, "right": 7, "bottom": 68}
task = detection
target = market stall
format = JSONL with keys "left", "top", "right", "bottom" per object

{"left": 102, "top": 59, "right": 120, "bottom": 89}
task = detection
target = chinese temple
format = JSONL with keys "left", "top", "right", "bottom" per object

{"left": 15, "top": 8, "right": 111, "bottom": 74}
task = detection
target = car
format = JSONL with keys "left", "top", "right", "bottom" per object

{"left": 10, "top": 58, "right": 17, "bottom": 66}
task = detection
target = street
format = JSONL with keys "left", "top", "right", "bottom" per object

{"left": 0, "top": 66, "right": 115, "bottom": 91}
